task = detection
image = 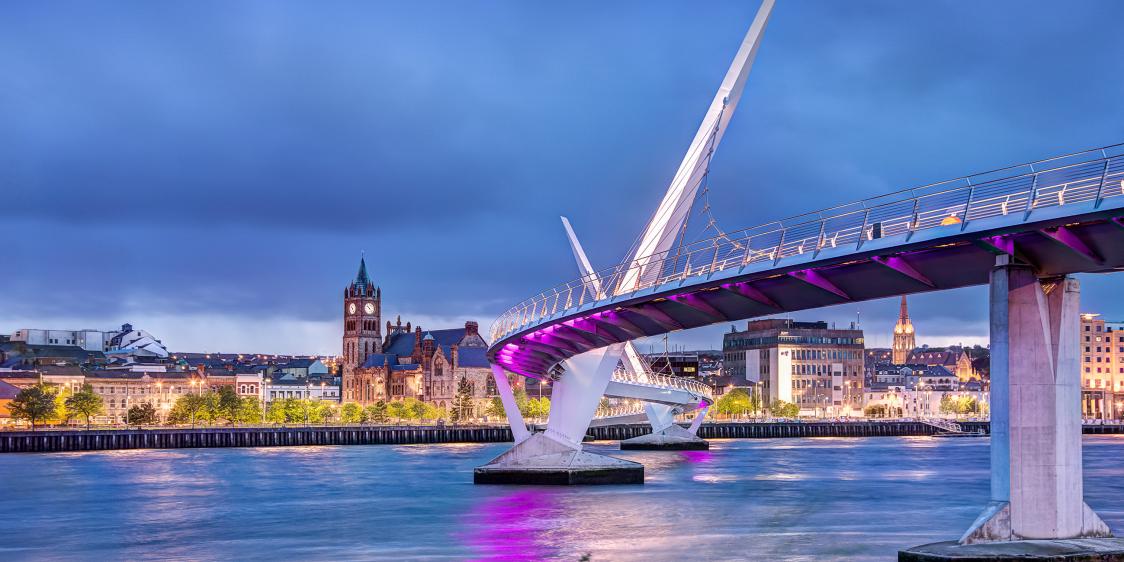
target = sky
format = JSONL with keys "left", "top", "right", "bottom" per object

{"left": 2, "top": 0, "right": 1124, "bottom": 355}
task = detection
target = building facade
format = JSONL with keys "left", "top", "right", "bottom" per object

{"left": 1080, "top": 313, "right": 1124, "bottom": 420}
{"left": 723, "top": 319, "right": 865, "bottom": 416}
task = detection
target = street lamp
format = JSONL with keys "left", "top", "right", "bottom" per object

{"left": 320, "top": 382, "right": 328, "bottom": 426}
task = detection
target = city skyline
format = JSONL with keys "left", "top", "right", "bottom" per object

{"left": 5, "top": 1, "right": 1124, "bottom": 354}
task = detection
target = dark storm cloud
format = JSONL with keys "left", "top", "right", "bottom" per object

{"left": 2, "top": 0, "right": 1124, "bottom": 351}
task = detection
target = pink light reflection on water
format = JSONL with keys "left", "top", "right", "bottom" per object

{"left": 680, "top": 450, "right": 714, "bottom": 464}
{"left": 459, "top": 489, "right": 561, "bottom": 561}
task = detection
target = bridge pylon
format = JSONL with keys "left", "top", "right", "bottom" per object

{"left": 474, "top": 344, "right": 644, "bottom": 485}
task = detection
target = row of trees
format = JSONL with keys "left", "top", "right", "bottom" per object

{"left": 939, "top": 394, "right": 986, "bottom": 416}
{"left": 336, "top": 398, "right": 449, "bottom": 424}
{"left": 712, "top": 388, "right": 800, "bottom": 418}
{"left": 482, "top": 388, "right": 551, "bottom": 422}
{"left": 9, "top": 383, "right": 106, "bottom": 430}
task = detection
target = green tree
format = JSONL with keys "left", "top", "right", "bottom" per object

{"left": 65, "top": 384, "right": 105, "bottom": 430}
{"left": 169, "top": 394, "right": 207, "bottom": 427}
{"left": 428, "top": 404, "right": 448, "bottom": 421}
{"left": 50, "top": 387, "right": 73, "bottom": 426}
{"left": 127, "top": 403, "right": 158, "bottom": 426}
{"left": 9, "top": 384, "right": 58, "bottom": 430}
{"left": 939, "top": 394, "right": 956, "bottom": 415}
{"left": 770, "top": 400, "right": 799, "bottom": 419}
{"left": 406, "top": 398, "right": 428, "bottom": 422}
{"left": 217, "top": 387, "right": 242, "bottom": 425}
{"left": 484, "top": 396, "right": 505, "bottom": 419}
{"left": 716, "top": 388, "right": 753, "bottom": 418}
{"left": 201, "top": 391, "right": 222, "bottom": 425}
{"left": 366, "top": 401, "right": 389, "bottom": 424}
{"left": 387, "top": 400, "right": 408, "bottom": 422}
{"left": 452, "top": 376, "right": 475, "bottom": 422}
{"left": 265, "top": 400, "right": 287, "bottom": 424}
{"left": 340, "top": 402, "right": 365, "bottom": 424}
{"left": 310, "top": 401, "right": 335, "bottom": 424}
{"left": 238, "top": 396, "right": 263, "bottom": 425}
{"left": 514, "top": 387, "right": 531, "bottom": 417}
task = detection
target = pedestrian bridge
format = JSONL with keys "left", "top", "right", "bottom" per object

{"left": 488, "top": 143, "right": 1124, "bottom": 379}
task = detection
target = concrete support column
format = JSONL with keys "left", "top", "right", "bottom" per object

{"left": 961, "top": 256, "right": 1110, "bottom": 543}
{"left": 490, "top": 364, "right": 530, "bottom": 444}
{"left": 643, "top": 403, "right": 677, "bottom": 433}
{"left": 688, "top": 405, "right": 709, "bottom": 435}
{"left": 545, "top": 343, "right": 625, "bottom": 448}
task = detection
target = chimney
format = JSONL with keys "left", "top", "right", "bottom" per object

{"left": 464, "top": 321, "right": 479, "bottom": 338}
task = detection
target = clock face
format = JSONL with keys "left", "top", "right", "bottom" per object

{"left": 364, "top": 302, "right": 375, "bottom": 315}
{"left": 348, "top": 303, "right": 356, "bottom": 315}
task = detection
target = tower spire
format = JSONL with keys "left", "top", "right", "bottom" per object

{"left": 355, "top": 255, "right": 371, "bottom": 290}
{"left": 892, "top": 295, "right": 916, "bottom": 364}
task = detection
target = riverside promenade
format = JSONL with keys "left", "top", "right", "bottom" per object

{"left": 4, "top": 420, "right": 1122, "bottom": 453}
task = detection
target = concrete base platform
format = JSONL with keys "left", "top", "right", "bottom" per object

{"left": 620, "top": 425, "right": 709, "bottom": 451}
{"left": 474, "top": 432, "right": 644, "bottom": 485}
{"left": 900, "top": 538, "right": 1124, "bottom": 561}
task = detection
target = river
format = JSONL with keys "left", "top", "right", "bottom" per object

{"left": 1, "top": 435, "right": 1122, "bottom": 561}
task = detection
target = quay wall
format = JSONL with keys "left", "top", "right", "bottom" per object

{"left": 2, "top": 421, "right": 1121, "bottom": 453}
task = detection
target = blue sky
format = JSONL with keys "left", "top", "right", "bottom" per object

{"left": 3, "top": 0, "right": 1124, "bottom": 354}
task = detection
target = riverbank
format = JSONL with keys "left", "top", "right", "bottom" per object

{"left": 3, "top": 421, "right": 1121, "bottom": 453}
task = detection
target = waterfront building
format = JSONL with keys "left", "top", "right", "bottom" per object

{"left": 644, "top": 351, "right": 701, "bottom": 379}
{"left": 336, "top": 256, "right": 501, "bottom": 411}
{"left": 264, "top": 374, "right": 338, "bottom": 402}
{"left": 1080, "top": 313, "right": 1124, "bottom": 420}
{"left": 275, "top": 358, "right": 329, "bottom": 378}
{"left": 349, "top": 320, "right": 492, "bottom": 409}
{"left": 906, "top": 348, "right": 977, "bottom": 382}
{"left": 0, "top": 380, "right": 19, "bottom": 425}
{"left": 9, "top": 323, "right": 168, "bottom": 359}
{"left": 722, "top": 319, "right": 864, "bottom": 416}
{"left": 891, "top": 296, "right": 916, "bottom": 364}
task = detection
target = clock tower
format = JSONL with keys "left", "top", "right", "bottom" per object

{"left": 342, "top": 256, "right": 382, "bottom": 390}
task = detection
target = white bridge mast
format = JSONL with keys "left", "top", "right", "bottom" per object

{"left": 618, "top": 0, "right": 775, "bottom": 294}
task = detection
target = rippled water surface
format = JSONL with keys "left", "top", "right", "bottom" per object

{"left": 2, "top": 435, "right": 1123, "bottom": 561}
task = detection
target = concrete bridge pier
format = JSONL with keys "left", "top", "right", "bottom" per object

{"left": 475, "top": 344, "right": 643, "bottom": 485}
{"left": 620, "top": 402, "right": 710, "bottom": 450}
{"left": 903, "top": 256, "right": 1116, "bottom": 560}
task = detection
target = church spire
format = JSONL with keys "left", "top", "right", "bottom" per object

{"left": 354, "top": 255, "right": 371, "bottom": 290}
{"left": 892, "top": 295, "right": 916, "bottom": 364}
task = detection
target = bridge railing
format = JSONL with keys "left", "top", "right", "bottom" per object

{"left": 610, "top": 368, "right": 714, "bottom": 400}
{"left": 491, "top": 143, "right": 1124, "bottom": 344}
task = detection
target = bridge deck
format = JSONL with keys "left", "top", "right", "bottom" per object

{"left": 490, "top": 143, "right": 1124, "bottom": 379}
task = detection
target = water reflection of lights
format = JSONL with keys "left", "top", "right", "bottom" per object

{"left": 693, "top": 473, "right": 739, "bottom": 484}
{"left": 680, "top": 450, "right": 714, "bottom": 464}
{"left": 755, "top": 472, "right": 805, "bottom": 481}
{"left": 460, "top": 490, "right": 561, "bottom": 561}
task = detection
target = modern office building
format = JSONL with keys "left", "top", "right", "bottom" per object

{"left": 723, "top": 319, "right": 865, "bottom": 416}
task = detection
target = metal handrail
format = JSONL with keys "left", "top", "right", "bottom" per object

{"left": 491, "top": 143, "right": 1124, "bottom": 344}
{"left": 610, "top": 367, "right": 714, "bottom": 399}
